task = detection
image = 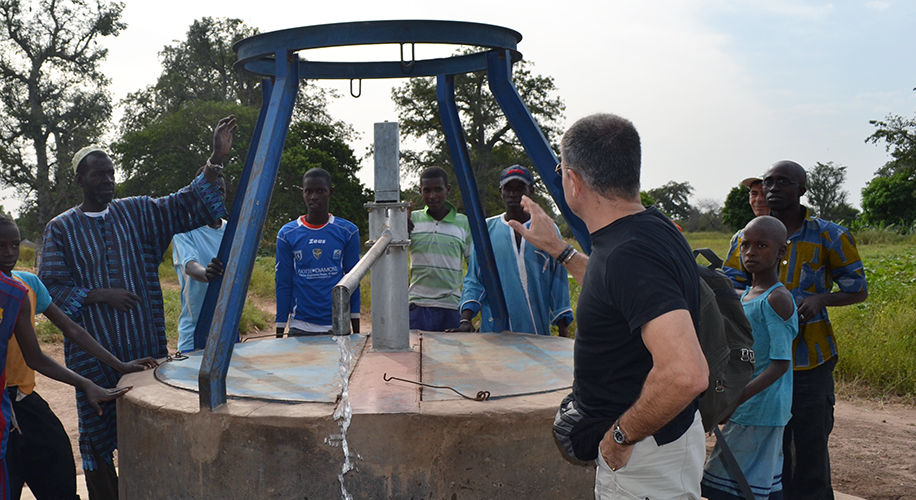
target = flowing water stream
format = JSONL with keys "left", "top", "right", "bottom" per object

{"left": 332, "top": 334, "right": 355, "bottom": 500}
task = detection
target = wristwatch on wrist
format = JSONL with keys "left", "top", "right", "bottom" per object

{"left": 612, "top": 419, "right": 633, "bottom": 446}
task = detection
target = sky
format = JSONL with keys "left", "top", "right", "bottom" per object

{"left": 3, "top": 0, "right": 916, "bottom": 214}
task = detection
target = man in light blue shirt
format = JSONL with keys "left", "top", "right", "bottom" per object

{"left": 457, "top": 165, "right": 572, "bottom": 336}
{"left": 171, "top": 171, "right": 226, "bottom": 353}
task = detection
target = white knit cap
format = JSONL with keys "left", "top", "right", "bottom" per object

{"left": 72, "top": 145, "right": 106, "bottom": 175}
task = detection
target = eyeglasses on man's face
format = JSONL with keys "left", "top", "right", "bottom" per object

{"left": 762, "top": 177, "right": 798, "bottom": 189}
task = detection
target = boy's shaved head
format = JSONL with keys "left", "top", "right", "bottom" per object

{"left": 744, "top": 215, "right": 787, "bottom": 244}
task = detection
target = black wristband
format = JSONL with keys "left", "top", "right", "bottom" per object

{"left": 556, "top": 244, "right": 574, "bottom": 263}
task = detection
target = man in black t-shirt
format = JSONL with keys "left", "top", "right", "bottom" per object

{"left": 553, "top": 113, "right": 709, "bottom": 498}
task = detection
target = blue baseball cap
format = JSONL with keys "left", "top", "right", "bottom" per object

{"left": 499, "top": 165, "right": 534, "bottom": 188}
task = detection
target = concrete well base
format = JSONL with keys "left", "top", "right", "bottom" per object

{"left": 117, "top": 333, "right": 595, "bottom": 499}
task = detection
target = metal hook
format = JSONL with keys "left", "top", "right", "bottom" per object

{"left": 399, "top": 42, "right": 416, "bottom": 73}
{"left": 350, "top": 78, "right": 362, "bottom": 98}
{"left": 383, "top": 373, "right": 490, "bottom": 401}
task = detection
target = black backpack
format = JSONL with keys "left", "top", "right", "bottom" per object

{"left": 693, "top": 248, "right": 756, "bottom": 432}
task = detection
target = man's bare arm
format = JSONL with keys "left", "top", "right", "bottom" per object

{"left": 599, "top": 309, "right": 708, "bottom": 469}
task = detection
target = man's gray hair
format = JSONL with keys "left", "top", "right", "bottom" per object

{"left": 560, "top": 113, "right": 641, "bottom": 200}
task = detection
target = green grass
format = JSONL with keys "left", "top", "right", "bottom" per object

{"left": 831, "top": 243, "right": 916, "bottom": 397}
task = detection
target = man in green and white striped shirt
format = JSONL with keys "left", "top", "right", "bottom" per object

{"left": 408, "top": 167, "right": 473, "bottom": 331}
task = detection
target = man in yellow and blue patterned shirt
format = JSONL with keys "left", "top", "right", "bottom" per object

{"left": 723, "top": 160, "right": 867, "bottom": 500}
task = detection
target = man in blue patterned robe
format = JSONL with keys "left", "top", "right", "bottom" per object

{"left": 38, "top": 116, "right": 236, "bottom": 500}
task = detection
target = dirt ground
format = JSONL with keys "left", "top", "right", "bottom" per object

{"left": 33, "top": 342, "right": 916, "bottom": 500}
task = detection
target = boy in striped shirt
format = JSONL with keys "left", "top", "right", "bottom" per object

{"left": 407, "top": 167, "right": 472, "bottom": 331}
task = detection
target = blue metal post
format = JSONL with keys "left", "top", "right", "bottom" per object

{"left": 199, "top": 54, "right": 299, "bottom": 410}
{"left": 193, "top": 79, "right": 273, "bottom": 350}
{"left": 486, "top": 50, "right": 591, "bottom": 254}
{"left": 436, "top": 73, "right": 509, "bottom": 332}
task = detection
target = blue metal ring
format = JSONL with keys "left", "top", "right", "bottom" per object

{"left": 234, "top": 20, "right": 523, "bottom": 79}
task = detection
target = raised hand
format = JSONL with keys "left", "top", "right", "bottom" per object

{"left": 210, "top": 115, "right": 237, "bottom": 166}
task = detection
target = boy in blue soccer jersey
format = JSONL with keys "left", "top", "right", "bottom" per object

{"left": 702, "top": 216, "right": 799, "bottom": 500}
{"left": 275, "top": 168, "right": 360, "bottom": 336}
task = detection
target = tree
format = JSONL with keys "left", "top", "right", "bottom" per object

{"left": 866, "top": 102, "right": 916, "bottom": 178}
{"left": 646, "top": 181, "right": 694, "bottom": 221}
{"left": 722, "top": 185, "right": 755, "bottom": 233}
{"left": 805, "top": 162, "right": 858, "bottom": 222}
{"left": 861, "top": 91, "right": 916, "bottom": 228}
{"left": 392, "top": 56, "right": 565, "bottom": 216}
{"left": 113, "top": 18, "right": 368, "bottom": 248}
{"left": 0, "top": 0, "right": 125, "bottom": 238}
{"left": 861, "top": 172, "right": 916, "bottom": 228}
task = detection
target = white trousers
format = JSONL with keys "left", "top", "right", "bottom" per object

{"left": 595, "top": 410, "right": 705, "bottom": 500}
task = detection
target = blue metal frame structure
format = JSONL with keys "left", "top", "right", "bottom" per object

{"left": 437, "top": 74, "right": 509, "bottom": 332}
{"left": 198, "top": 20, "right": 590, "bottom": 410}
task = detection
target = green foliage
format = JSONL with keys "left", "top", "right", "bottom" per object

{"left": 806, "top": 162, "right": 858, "bottom": 223}
{"left": 247, "top": 256, "right": 276, "bottom": 301}
{"left": 267, "top": 121, "right": 371, "bottom": 251}
{"left": 639, "top": 191, "right": 655, "bottom": 207}
{"left": 646, "top": 181, "right": 694, "bottom": 221}
{"left": 862, "top": 92, "right": 916, "bottom": 228}
{"left": 0, "top": 0, "right": 125, "bottom": 235}
{"left": 114, "top": 17, "right": 368, "bottom": 251}
{"left": 113, "top": 101, "right": 259, "bottom": 198}
{"left": 833, "top": 244, "right": 916, "bottom": 396}
{"left": 722, "top": 185, "right": 755, "bottom": 233}
{"left": 392, "top": 56, "right": 565, "bottom": 216}
{"left": 866, "top": 105, "right": 916, "bottom": 178}
{"left": 860, "top": 171, "right": 916, "bottom": 228}
{"left": 680, "top": 199, "right": 724, "bottom": 232}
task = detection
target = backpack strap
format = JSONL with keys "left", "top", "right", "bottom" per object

{"left": 712, "top": 426, "right": 757, "bottom": 500}
{"left": 693, "top": 248, "right": 724, "bottom": 270}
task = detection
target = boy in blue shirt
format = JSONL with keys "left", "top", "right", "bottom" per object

{"left": 275, "top": 168, "right": 360, "bottom": 336}
{"left": 702, "top": 216, "right": 799, "bottom": 500}
{"left": 0, "top": 213, "right": 148, "bottom": 500}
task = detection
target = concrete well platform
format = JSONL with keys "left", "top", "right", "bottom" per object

{"left": 117, "top": 332, "right": 595, "bottom": 499}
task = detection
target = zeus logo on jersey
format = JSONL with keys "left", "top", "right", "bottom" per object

{"left": 309, "top": 238, "right": 326, "bottom": 244}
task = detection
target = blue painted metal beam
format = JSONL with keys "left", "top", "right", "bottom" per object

{"left": 242, "top": 51, "right": 522, "bottom": 81}
{"left": 436, "top": 73, "right": 509, "bottom": 332}
{"left": 193, "top": 79, "right": 273, "bottom": 351}
{"left": 199, "top": 53, "right": 299, "bottom": 410}
{"left": 234, "top": 20, "right": 521, "bottom": 75}
{"left": 486, "top": 50, "right": 591, "bottom": 255}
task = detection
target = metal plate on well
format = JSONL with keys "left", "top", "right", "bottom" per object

{"left": 420, "top": 331, "right": 573, "bottom": 401}
{"left": 155, "top": 335, "right": 367, "bottom": 403}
